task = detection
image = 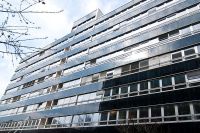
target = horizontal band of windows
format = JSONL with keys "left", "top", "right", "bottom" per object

{"left": 0, "top": 101, "right": 200, "bottom": 130}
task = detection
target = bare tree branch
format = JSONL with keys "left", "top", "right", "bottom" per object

{"left": 0, "top": 0, "right": 63, "bottom": 62}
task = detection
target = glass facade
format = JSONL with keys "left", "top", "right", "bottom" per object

{"left": 1, "top": 0, "right": 200, "bottom": 132}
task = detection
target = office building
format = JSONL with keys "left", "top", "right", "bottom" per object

{"left": 0, "top": 0, "right": 200, "bottom": 132}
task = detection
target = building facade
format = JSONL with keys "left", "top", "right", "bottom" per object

{"left": 0, "top": 0, "right": 200, "bottom": 132}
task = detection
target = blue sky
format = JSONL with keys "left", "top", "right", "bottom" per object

{"left": 0, "top": 0, "right": 131, "bottom": 97}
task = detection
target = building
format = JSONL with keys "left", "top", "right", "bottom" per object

{"left": 0, "top": 0, "right": 200, "bottom": 132}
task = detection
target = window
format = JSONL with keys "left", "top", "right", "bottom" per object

{"left": 120, "top": 86, "right": 128, "bottom": 97}
{"left": 92, "top": 74, "right": 99, "bottom": 83}
{"left": 100, "top": 112, "right": 108, "bottom": 123}
{"left": 184, "top": 48, "right": 196, "bottom": 59}
{"left": 37, "top": 77, "right": 45, "bottom": 83}
{"left": 112, "top": 87, "right": 119, "bottom": 99}
{"left": 39, "top": 118, "right": 47, "bottom": 125}
{"left": 109, "top": 111, "right": 117, "bottom": 124}
{"left": 150, "top": 79, "right": 160, "bottom": 89}
{"left": 60, "top": 58, "right": 66, "bottom": 64}
{"left": 129, "top": 109, "right": 137, "bottom": 123}
{"left": 177, "top": 103, "right": 191, "bottom": 120}
{"left": 174, "top": 74, "right": 185, "bottom": 84}
{"left": 131, "top": 62, "right": 139, "bottom": 73}
{"left": 118, "top": 110, "right": 127, "bottom": 123}
{"left": 193, "top": 102, "right": 200, "bottom": 119}
{"left": 172, "top": 52, "right": 182, "bottom": 63}
{"left": 129, "top": 83, "right": 138, "bottom": 96}
{"left": 46, "top": 118, "right": 53, "bottom": 125}
{"left": 169, "top": 30, "right": 179, "bottom": 37}
{"left": 149, "top": 57, "right": 159, "bottom": 69}
{"left": 160, "top": 54, "right": 171, "bottom": 66}
{"left": 63, "top": 79, "right": 81, "bottom": 89}
{"left": 187, "top": 70, "right": 200, "bottom": 82}
{"left": 81, "top": 76, "right": 92, "bottom": 86}
{"left": 106, "top": 71, "right": 114, "bottom": 79}
{"left": 159, "top": 33, "right": 168, "bottom": 41}
{"left": 64, "top": 47, "right": 70, "bottom": 51}
{"left": 162, "top": 76, "right": 173, "bottom": 91}
{"left": 139, "top": 81, "right": 148, "bottom": 94}
{"left": 122, "top": 65, "right": 130, "bottom": 75}
{"left": 139, "top": 108, "right": 149, "bottom": 122}
{"left": 90, "top": 59, "right": 96, "bottom": 65}
{"left": 164, "top": 105, "right": 175, "bottom": 121}
{"left": 104, "top": 89, "right": 111, "bottom": 97}
{"left": 139, "top": 60, "right": 149, "bottom": 71}
{"left": 39, "top": 51, "right": 45, "bottom": 56}
{"left": 151, "top": 106, "right": 162, "bottom": 122}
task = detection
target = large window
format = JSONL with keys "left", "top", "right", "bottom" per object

{"left": 174, "top": 74, "right": 186, "bottom": 89}
{"left": 139, "top": 60, "right": 149, "bottom": 71}
{"left": 109, "top": 111, "right": 117, "bottom": 124}
{"left": 118, "top": 110, "right": 127, "bottom": 124}
{"left": 177, "top": 104, "right": 191, "bottom": 120}
{"left": 193, "top": 102, "right": 200, "bottom": 119}
{"left": 129, "top": 109, "right": 137, "bottom": 123}
{"left": 129, "top": 83, "right": 138, "bottom": 96}
{"left": 151, "top": 106, "right": 162, "bottom": 122}
{"left": 139, "top": 81, "right": 148, "bottom": 94}
{"left": 150, "top": 79, "right": 160, "bottom": 93}
{"left": 164, "top": 105, "right": 175, "bottom": 121}
{"left": 162, "top": 76, "right": 173, "bottom": 91}
{"left": 100, "top": 112, "right": 108, "bottom": 125}
{"left": 139, "top": 107, "right": 149, "bottom": 122}
{"left": 172, "top": 52, "right": 182, "bottom": 63}
{"left": 120, "top": 86, "right": 128, "bottom": 98}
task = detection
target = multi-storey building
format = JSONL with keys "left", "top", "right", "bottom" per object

{"left": 0, "top": 0, "right": 200, "bottom": 132}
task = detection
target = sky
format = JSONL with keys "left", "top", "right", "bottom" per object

{"left": 0, "top": 0, "right": 131, "bottom": 98}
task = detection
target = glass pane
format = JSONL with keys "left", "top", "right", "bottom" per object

{"left": 150, "top": 79, "right": 160, "bottom": 88}
{"left": 164, "top": 105, "right": 175, "bottom": 116}
{"left": 122, "top": 65, "right": 130, "bottom": 74}
{"left": 131, "top": 62, "right": 139, "bottom": 72}
{"left": 130, "top": 84, "right": 138, "bottom": 92}
{"left": 104, "top": 89, "right": 111, "bottom": 97}
{"left": 193, "top": 102, "right": 200, "bottom": 114}
{"left": 139, "top": 108, "right": 148, "bottom": 118}
{"left": 140, "top": 81, "right": 148, "bottom": 91}
{"left": 118, "top": 110, "right": 127, "bottom": 119}
{"left": 151, "top": 106, "right": 161, "bottom": 117}
{"left": 187, "top": 70, "right": 200, "bottom": 80}
{"left": 112, "top": 88, "right": 119, "bottom": 95}
{"left": 121, "top": 86, "right": 128, "bottom": 94}
{"left": 159, "top": 33, "right": 168, "bottom": 41}
{"left": 162, "top": 77, "right": 172, "bottom": 86}
{"left": 178, "top": 104, "right": 190, "bottom": 115}
{"left": 100, "top": 112, "right": 108, "bottom": 121}
{"left": 72, "top": 115, "right": 79, "bottom": 126}
{"left": 109, "top": 111, "right": 117, "bottom": 120}
{"left": 172, "top": 52, "right": 182, "bottom": 60}
{"left": 139, "top": 60, "right": 149, "bottom": 70}
{"left": 65, "top": 116, "right": 72, "bottom": 124}
{"left": 169, "top": 30, "right": 179, "bottom": 37}
{"left": 174, "top": 74, "right": 185, "bottom": 84}
{"left": 129, "top": 109, "right": 137, "bottom": 119}
{"left": 85, "top": 114, "right": 92, "bottom": 122}
{"left": 78, "top": 115, "right": 85, "bottom": 125}
{"left": 58, "top": 117, "right": 66, "bottom": 125}
{"left": 184, "top": 48, "right": 195, "bottom": 56}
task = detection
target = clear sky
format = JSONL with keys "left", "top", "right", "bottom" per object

{"left": 0, "top": 0, "right": 131, "bottom": 98}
